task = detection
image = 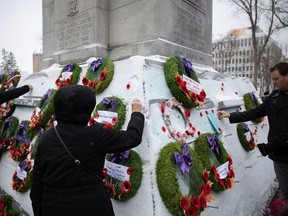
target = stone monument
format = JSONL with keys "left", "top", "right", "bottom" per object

{"left": 42, "top": 0, "right": 212, "bottom": 68}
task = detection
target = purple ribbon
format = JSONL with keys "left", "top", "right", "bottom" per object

{"left": 242, "top": 123, "right": 250, "bottom": 133}
{"left": 14, "top": 122, "right": 31, "bottom": 144}
{"left": 39, "top": 127, "right": 45, "bottom": 135}
{"left": 111, "top": 150, "right": 130, "bottom": 164}
{"left": 173, "top": 143, "right": 193, "bottom": 174}
{"left": 10, "top": 71, "right": 16, "bottom": 78}
{"left": 249, "top": 92, "right": 255, "bottom": 102}
{"left": 4, "top": 117, "right": 13, "bottom": 130}
{"left": 179, "top": 55, "right": 193, "bottom": 72}
{"left": 64, "top": 64, "right": 74, "bottom": 72}
{"left": 206, "top": 134, "right": 220, "bottom": 155}
{"left": 102, "top": 98, "right": 117, "bottom": 110}
{"left": 20, "top": 161, "right": 28, "bottom": 172}
{"left": 44, "top": 89, "right": 53, "bottom": 102}
{"left": 91, "top": 58, "right": 103, "bottom": 72}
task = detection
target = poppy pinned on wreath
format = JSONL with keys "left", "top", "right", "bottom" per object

{"left": 90, "top": 96, "right": 126, "bottom": 130}
{"left": 103, "top": 150, "right": 143, "bottom": 201}
{"left": 236, "top": 123, "right": 256, "bottom": 151}
{"left": 161, "top": 98, "right": 195, "bottom": 142}
{"left": 156, "top": 142, "right": 213, "bottom": 216}
{"left": 194, "top": 132, "right": 235, "bottom": 192}
{"left": 55, "top": 63, "right": 81, "bottom": 89}
{"left": 163, "top": 55, "right": 206, "bottom": 109}
{"left": 82, "top": 57, "right": 114, "bottom": 94}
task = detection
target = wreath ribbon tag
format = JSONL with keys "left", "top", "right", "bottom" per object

{"left": 216, "top": 161, "right": 229, "bottom": 179}
{"left": 96, "top": 110, "right": 118, "bottom": 125}
{"left": 207, "top": 112, "right": 221, "bottom": 134}
{"left": 60, "top": 72, "right": 72, "bottom": 82}
{"left": 16, "top": 164, "right": 27, "bottom": 180}
{"left": 182, "top": 74, "right": 202, "bottom": 95}
{"left": 104, "top": 159, "right": 131, "bottom": 182}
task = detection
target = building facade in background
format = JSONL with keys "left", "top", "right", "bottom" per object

{"left": 212, "top": 26, "right": 282, "bottom": 92}
{"left": 33, "top": 52, "right": 43, "bottom": 73}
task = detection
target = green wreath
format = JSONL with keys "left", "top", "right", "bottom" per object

{"left": 104, "top": 150, "right": 142, "bottom": 201}
{"left": 236, "top": 123, "right": 256, "bottom": 151}
{"left": 243, "top": 92, "right": 264, "bottom": 124}
{"left": 0, "top": 194, "right": 20, "bottom": 216}
{"left": 163, "top": 55, "right": 206, "bottom": 109}
{"left": 194, "top": 133, "right": 235, "bottom": 192}
{"left": 92, "top": 96, "right": 126, "bottom": 130}
{"left": 9, "top": 121, "right": 35, "bottom": 161}
{"left": 156, "top": 142, "right": 213, "bottom": 216}
{"left": 55, "top": 62, "right": 81, "bottom": 89}
{"left": 0, "top": 73, "right": 8, "bottom": 91}
{"left": 0, "top": 116, "right": 19, "bottom": 154}
{"left": 29, "top": 89, "right": 56, "bottom": 129}
{"left": 82, "top": 57, "right": 114, "bottom": 94}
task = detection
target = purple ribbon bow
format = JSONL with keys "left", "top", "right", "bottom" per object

{"left": 39, "top": 127, "right": 45, "bottom": 135}
{"left": 206, "top": 134, "right": 220, "bottom": 155}
{"left": 4, "top": 117, "right": 13, "bottom": 130}
{"left": 91, "top": 58, "right": 103, "bottom": 72}
{"left": 14, "top": 122, "right": 31, "bottom": 144}
{"left": 20, "top": 161, "right": 28, "bottom": 172}
{"left": 174, "top": 143, "right": 193, "bottom": 175}
{"left": 179, "top": 55, "right": 193, "bottom": 72}
{"left": 242, "top": 123, "right": 250, "bottom": 133}
{"left": 111, "top": 150, "right": 130, "bottom": 164}
{"left": 102, "top": 98, "right": 117, "bottom": 110}
{"left": 64, "top": 64, "right": 74, "bottom": 72}
{"left": 249, "top": 92, "right": 255, "bottom": 102}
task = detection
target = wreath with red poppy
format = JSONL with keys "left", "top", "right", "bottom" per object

{"left": 156, "top": 142, "right": 213, "bottom": 216}
{"left": 82, "top": 57, "right": 114, "bottom": 94}
{"left": 163, "top": 55, "right": 206, "bottom": 109}
{"left": 103, "top": 150, "right": 143, "bottom": 201}
{"left": 9, "top": 120, "right": 35, "bottom": 161}
{"left": 90, "top": 96, "right": 126, "bottom": 131}
{"left": 236, "top": 123, "right": 256, "bottom": 151}
{"left": 29, "top": 89, "right": 56, "bottom": 129}
{"left": 194, "top": 132, "right": 235, "bottom": 192}
{"left": 12, "top": 159, "right": 33, "bottom": 192}
{"left": 0, "top": 116, "right": 19, "bottom": 155}
{"left": 161, "top": 98, "right": 195, "bottom": 142}
{"left": 55, "top": 63, "right": 81, "bottom": 89}
{"left": 0, "top": 194, "right": 20, "bottom": 216}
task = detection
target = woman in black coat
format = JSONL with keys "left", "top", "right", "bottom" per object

{"left": 0, "top": 84, "right": 33, "bottom": 104}
{"left": 30, "top": 85, "right": 145, "bottom": 216}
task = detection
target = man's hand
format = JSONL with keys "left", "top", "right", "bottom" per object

{"left": 218, "top": 110, "right": 230, "bottom": 119}
{"left": 132, "top": 99, "right": 142, "bottom": 112}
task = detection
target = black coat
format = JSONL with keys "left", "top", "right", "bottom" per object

{"left": 229, "top": 89, "right": 288, "bottom": 163}
{"left": 30, "top": 85, "right": 145, "bottom": 216}
{"left": 0, "top": 85, "right": 30, "bottom": 104}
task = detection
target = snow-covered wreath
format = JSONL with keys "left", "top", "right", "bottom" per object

{"left": 161, "top": 98, "right": 195, "bottom": 142}
{"left": 194, "top": 132, "right": 235, "bottom": 192}
{"left": 243, "top": 92, "right": 264, "bottom": 124}
{"left": 82, "top": 57, "right": 114, "bottom": 94}
{"left": 236, "top": 123, "right": 256, "bottom": 151}
{"left": 90, "top": 96, "right": 126, "bottom": 130}
{"left": 163, "top": 55, "right": 206, "bottom": 109}
{"left": 103, "top": 149, "right": 143, "bottom": 201}
{"left": 0, "top": 116, "right": 19, "bottom": 155}
{"left": 55, "top": 63, "right": 81, "bottom": 89}
{"left": 156, "top": 142, "right": 213, "bottom": 216}
{"left": 30, "top": 89, "right": 56, "bottom": 129}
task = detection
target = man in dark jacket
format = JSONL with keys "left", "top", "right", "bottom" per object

{"left": 0, "top": 84, "right": 33, "bottom": 104}
{"left": 30, "top": 85, "right": 145, "bottom": 216}
{"left": 218, "top": 62, "right": 288, "bottom": 203}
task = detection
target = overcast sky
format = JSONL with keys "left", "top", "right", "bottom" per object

{"left": 0, "top": 0, "right": 287, "bottom": 72}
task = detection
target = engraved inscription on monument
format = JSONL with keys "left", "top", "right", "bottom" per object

{"left": 173, "top": 6, "right": 206, "bottom": 55}
{"left": 55, "top": 11, "right": 93, "bottom": 51}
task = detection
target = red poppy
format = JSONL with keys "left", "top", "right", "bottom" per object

{"left": 192, "top": 196, "right": 201, "bottom": 209}
{"left": 202, "top": 171, "right": 209, "bottom": 182}
{"left": 218, "top": 179, "right": 225, "bottom": 187}
{"left": 121, "top": 181, "right": 131, "bottom": 194}
{"left": 100, "top": 71, "right": 106, "bottom": 81}
{"left": 88, "top": 118, "right": 96, "bottom": 126}
{"left": 227, "top": 156, "right": 233, "bottom": 165}
{"left": 180, "top": 196, "right": 189, "bottom": 211}
{"left": 186, "top": 206, "right": 197, "bottom": 216}
{"left": 65, "top": 77, "right": 71, "bottom": 85}
{"left": 161, "top": 101, "right": 166, "bottom": 113}
{"left": 88, "top": 81, "right": 96, "bottom": 89}
{"left": 184, "top": 109, "right": 190, "bottom": 118}
{"left": 127, "top": 167, "right": 133, "bottom": 175}
{"left": 112, "top": 117, "right": 117, "bottom": 125}
{"left": 226, "top": 178, "right": 233, "bottom": 188}
{"left": 82, "top": 77, "right": 89, "bottom": 86}
{"left": 175, "top": 74, "right": 182, "bottom": 85}
{"left": 200, "top": 195, "right": 207, "bottom": 208}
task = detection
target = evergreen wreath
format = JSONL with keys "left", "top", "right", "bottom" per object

{"left": 12, "top": 127, "right": 46, "bottom": 193}
{"left": 29, "top": 89, "right": 56, "bottom": 129}
{"left": 194, "top": 132, "right": 235, "bottom": 192}
{"left": 103, "top": 150, "right": 143, "bottom": 201}
{"left": 90, "top": 96, "right": 126, "bottom": 130}
{"left": 9, "top": 121, "right": 35, "bottom": 161}
{"left": 156, "top": 142, "right": 213, "bottom": 216}
{"left": 161, "top": 98, "right": 195, "bottom": 142}
{"left": 0, "top": 73, "right": 8, "bottom": 91}
{"left": 0, "top": 116, "right": 19, "bottom": 155}
{"left": 82, "top": 57, "right": 114, "bottom": 94}
{"left": 236, "top": 123, "right": 256, "bottom": 151}
{"left": 243, "top": 92, "right": 264, "bottom": 124}
{"left": 0, "top": 194, "right": 20, "bottom": 216}
{"left": 163, "top": 55, "right": 206, "bottom": 109}
{"left": 55, "top": 63, "right": 81, "bottom": 89}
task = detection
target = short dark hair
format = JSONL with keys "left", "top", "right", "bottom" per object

{"left": 269, "top": 62, "right": 288, "bottom": 76}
